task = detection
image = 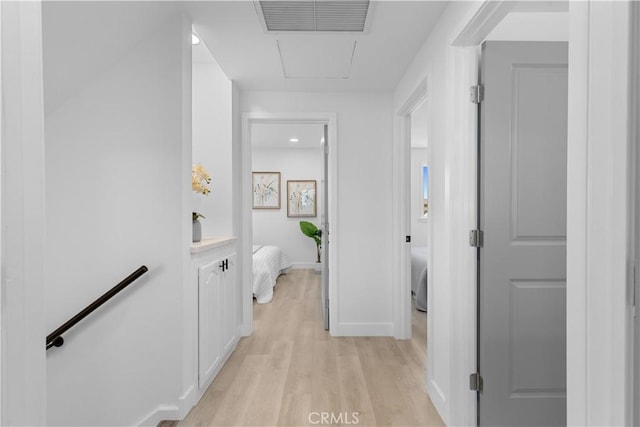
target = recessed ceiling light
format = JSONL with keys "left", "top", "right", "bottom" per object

{"left": 192, "top": 34, "right": 200, "bottom": 45}
{"left": 290, "top": 138, "right": 299, "bottom": 143}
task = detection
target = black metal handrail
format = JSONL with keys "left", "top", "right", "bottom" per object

{"left": 46, "top": 265, "right": 149, "bottom": 350}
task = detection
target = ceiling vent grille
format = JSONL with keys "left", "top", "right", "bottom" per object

{"left": 258, "top": 0, "right": 370, "bottom": 32}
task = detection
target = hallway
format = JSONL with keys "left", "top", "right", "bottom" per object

{"left": 171, "top": 269, "right": 443, "bottom": 426}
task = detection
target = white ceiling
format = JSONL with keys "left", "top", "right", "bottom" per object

{"left": 252, "top": 123, "right": 325, "bottom": 149}
{"left": 186, "top": 1, "right": 448, "bottom": 91}
{"left": 42, "top": 1, "right": 448, "bottom": 113}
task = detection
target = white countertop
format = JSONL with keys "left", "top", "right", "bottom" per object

{"left": 190, "top": 236, "right": 237, "bottom": 254}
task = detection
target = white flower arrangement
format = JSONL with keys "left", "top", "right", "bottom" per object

{"left": 192, "top": 164, "right": 211, "bottom": 195}
{"left": 192, "top": 164, "right": 211, "bottom": 223}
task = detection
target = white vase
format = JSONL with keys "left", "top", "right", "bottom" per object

{"left": 192, "top": 220, "right": 202, "bottom": 242}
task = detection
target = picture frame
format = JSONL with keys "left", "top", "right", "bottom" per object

{"left": 287, "top": 180, "right": 317, "bottom": 217}
{"left": 252, "top": 172, "right": 281, "bottom": 209}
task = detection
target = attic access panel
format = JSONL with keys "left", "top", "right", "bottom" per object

{"left": 257, "top": 0, "right": 370, "bottom": 32}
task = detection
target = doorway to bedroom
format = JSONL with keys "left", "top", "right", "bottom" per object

{"left": 242, "top": 114, "right": 337, "bottom": 336}
{"left": 408, "top": 97, "right": 430, "bottom": 348}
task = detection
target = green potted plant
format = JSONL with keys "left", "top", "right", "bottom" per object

{"left": 299, "top": 221, "right": 322, "bottom": 263}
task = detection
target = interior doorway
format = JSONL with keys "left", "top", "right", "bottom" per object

{"left": 241, "top": 113, "right": 337, "bottom": 336}
{"left": 458, "top": 6, "right": 570, "bottom": 427}
{"left": 249, "top": 122, "right": 328, "bottom": 328}
{"left": 392, "top": 4, "right": 576, "bottom": 425}
{"left": 409, "top": 98, "right": 430, "bottom": 316}
{"left": 395, "top": 79, "right": 428, "bottom": 342}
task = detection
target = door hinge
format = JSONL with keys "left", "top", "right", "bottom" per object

{"left": 470, "top": 85, "right": 484, "bottom": 104}
{"left": 469, "top": 230, "right": 484, "bottom": 248}
{"left": 406, "top": 235, "right": 411, "bottom": 243}
{"left": 470, "top": 373, "right": 483, "bottom": 392}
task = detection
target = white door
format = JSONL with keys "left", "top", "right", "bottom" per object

{"left": 478, "top": 41, "right": 568, "bottom": 426}
{"left": 321, "top": 124, "right": 330, "bottom": 330}
{"left": 222, "top": 253, "right": 237, "bottom": 354}
{"left": 198, "top": 259, "right": 222, "bottom": 388}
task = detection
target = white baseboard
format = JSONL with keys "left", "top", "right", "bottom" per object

{"left": 178, "top": 385, "right": 196, "bottom": 419}
{"left": 137, "top": 404, "right": 180, "bottom": 427}
{"left": 427, "top": 378, "right": 448, "bottom": 426}
{"left": 290, "top": 262, "right": 322, "bottom": 271}
{"left": 240, "top": 322, "right": 251, "bottom": 337}
{"left": 332, "top": 322, "right": 394, "bottom": 336}
{"left": 137, "top": 335, "right": 242, "bottom": 426}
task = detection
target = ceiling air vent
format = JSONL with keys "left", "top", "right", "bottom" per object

{"left": 257, "top": 0, "right": 370, "bottom": 32}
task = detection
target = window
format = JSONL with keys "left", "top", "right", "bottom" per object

{"left": 422, "top": 165, "right": 429, "bottom": 217}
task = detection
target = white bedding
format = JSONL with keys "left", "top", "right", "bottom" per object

{"left": 253, "top": 245, "right": 292, "bottom": 304}
{"left": 411, "top": 246, "right": 428, "bottom": 312}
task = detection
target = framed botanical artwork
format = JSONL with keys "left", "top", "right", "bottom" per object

{"left": 287, "top": 180, "right": 317, "bottom": 217}
{"left": 253, "top": 172, "right": 281, "bottom": 209}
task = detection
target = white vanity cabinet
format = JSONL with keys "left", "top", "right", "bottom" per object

{"left": 190, "top": 238, "right": 239, "bottom": 392}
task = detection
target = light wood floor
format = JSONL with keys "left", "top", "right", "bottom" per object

{"left": 168, "top": 269, "right": 443, "bottom": 427}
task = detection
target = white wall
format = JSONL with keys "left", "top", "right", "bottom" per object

{"left": 42, "top": 4, "right": 190, "bottom": 426}
{"left": 410, "top": 148, "right": 428, "bottom": 248}
{"left": 241, "top": 91, "right": 394, "bottom": 335}
{"left": 192, "top": 49, "right": 233, "bottom": 237}
{"left": 252, "top": 147, "right": 323, "bottom": 267}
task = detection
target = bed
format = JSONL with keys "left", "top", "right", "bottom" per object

{"left": 252, "top": 245, "right": 292, "bottom": 304}
{"left": 411, "top": 246, "right": 428, "bottom": 312}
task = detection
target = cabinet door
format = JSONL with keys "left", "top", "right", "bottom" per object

{"left": 222, "top": 253, "right": 237, "bottom": 354}
{"left": 198, "top": 258, "right": 222, "bottom": 389}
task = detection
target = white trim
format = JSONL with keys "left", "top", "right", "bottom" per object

{"left": 566, "top": 4, "right": 589, "bottom": 424}
{"left": 289, "top": 262, "right": 322, "bottom": 271}
{"left": 0, "top": 4, "right": 4, "bottom": 423}
{"left": 178, "top": 385, "right": 196, "bottom": 418}
{"left": 445, "top": 44, "right": 480, "bottom": 427}
{"left": 333, "top": 322, "right": 393, "bottom": 337}
{"left": 241, "top": 112, "right": 338, "bottom": 337}
{"left": 567, "top": 1, "right": 634, "bottom": 425}
{"left": 0, "top": 2, "right": 47, "bottom": 425}
{"left": 632, "top": 4, "right": 640, "bottom": 426}
{"left": 137, "top": 404, "right": 180, "bottom": 427}
{"left": 138, "top": 334, "right": 242, "bottom": 426}
{"left": 452, "top": 1, "right": 515, "bottom": 47}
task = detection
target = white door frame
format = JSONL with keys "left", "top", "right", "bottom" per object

{"left": 240, "top": 112, "right": 338, "bottom": 336}
{"left": 565, "top": 2, "right": 635, "bottom": 425}
{"left": 630, "top": 2, "right": 640, "bottom": 425}
{"left": 393, "top": 78, "right": 427, "bottom": 340}
{"left": 1, "top": 1, "right": 47, "bottom": 424}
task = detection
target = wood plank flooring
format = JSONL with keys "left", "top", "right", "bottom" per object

{"left": 170, "top": 269, "right": 444, "bottom": 427}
